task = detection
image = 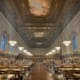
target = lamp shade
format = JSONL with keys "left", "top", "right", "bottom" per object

{"left": 23, "top": 49, "right": 33, "bottom": 56}
{"left": 18, "top": 47, "right": 24, "bottom": 51}
{"left": 9, "top": 40, "right": 17, "bottom": 46}
{"left": 55, "top": 46, "right": 61, "bottom": 51}
{"left": 51, "top": 49, "right": 56, "bottom": 53}
{"left": 63, "top": 41, "right": 71, "bottom": 46}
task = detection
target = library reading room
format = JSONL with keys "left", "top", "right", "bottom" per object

{"left": 0, "top": 0, "right": 80, "bottom": 80}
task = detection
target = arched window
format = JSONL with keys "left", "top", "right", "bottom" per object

{"left": 72, "top": 32, "right": 78, "bottom": 50}
{"left": 0, "top": 33, "right": 7, "bottom": 50}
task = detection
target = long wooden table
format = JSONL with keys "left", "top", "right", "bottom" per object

{"left": 59, "top": 67, "right": 80, "bottom": 79}
{"left": 0, "top": 65, "right": 29, "bottom": 74}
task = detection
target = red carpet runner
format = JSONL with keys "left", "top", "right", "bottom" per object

{"left": 29, "top": 63, "right": 58, "bottom": 80}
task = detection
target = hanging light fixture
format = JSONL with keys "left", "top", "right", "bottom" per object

{"left": 26, "top": 52, "right": 33, "bottom": 56}
{"left": 55, "top": 46, "right": 61, "bottom": 51}
{"left": 23, "top": 49, "right": 33, "bottom": 56}
{"left": 18, "top": 47, "right": 24, "bottom": 51}
{"left": 46, "top": 49, "right": 56, "bottom": 56}
{"left": 23, "top": 50, "right": 27, "bottom": 53}
{"left": 63, "top": 41, "right": 71, "bottom": 46}
{"left": 46, "top": 52, "right": 52, "bottom": 56}
{"left": 9, "top": 40, "right": 17, "bottom": 46}
{"left": 51, "top": 49, "right": 56, "bottom": 53}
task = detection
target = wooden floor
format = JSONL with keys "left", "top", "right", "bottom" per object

{"left": 29, "top": 63, "right": 58, "bottom": 80}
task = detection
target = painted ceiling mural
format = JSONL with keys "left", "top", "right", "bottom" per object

{"left": 28, "top": 0, "right": 52, "bottom": 16}
{"left": 0, "top": 0, "right": 80, "bottom": 54}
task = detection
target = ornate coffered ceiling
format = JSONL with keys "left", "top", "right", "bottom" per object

{"left": 0, "top": 0, "right": 80, "bottom": 55}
